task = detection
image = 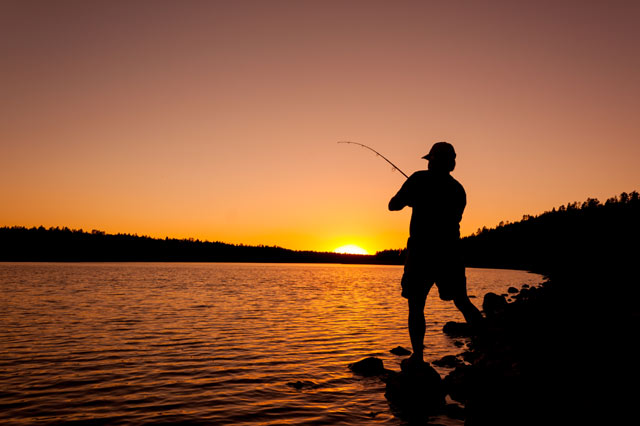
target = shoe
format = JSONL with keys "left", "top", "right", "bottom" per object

{"left": 401, "top": 354, "right": 425, "bottom": 372}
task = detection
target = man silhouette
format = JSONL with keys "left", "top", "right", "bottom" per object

{"left": 389, "top": 142, "right": 483, "bottom": 365}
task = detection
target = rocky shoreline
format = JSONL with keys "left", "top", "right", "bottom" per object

{"left": 350, "top": 275, "right": 639, "bottom": 425}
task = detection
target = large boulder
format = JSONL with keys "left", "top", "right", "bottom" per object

{"left": 443, "top": 365, "right": 474, "bottom": 403}
{"left": 483, "top": 292, "right": 508, "bottom": 317}
{"left": 348, "top": 356, "right": 386, "bottom": 376}
{"left": 443, "top": 321, "right": 473, "bottom": 336}
{"left": 433, "top": 354, "right": 464, "bottom": 368}
{"left": 384, "top": 360, "right": 445, "bottom": 418}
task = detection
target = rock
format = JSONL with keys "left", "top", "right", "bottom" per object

{"left": 433, "top": 355, "right": 463, "bottom": 368}
{"left": 384, "top": 361, "right": 445, "bottom": 417}
{"left": 390, "top": 346, "right": 412, "bottom": 356}
{"left": 482, "top": 292, "right": 508, "bottom": 317}
{"left": 443, "top": 321, "right": 473, "bottom": 336}
{"left": 349, "top": 356, "right": 385, "bottom": 376}
{"left": 515, "top": 286, "right": 539, "bottom": 303}
{"left": 508, "top": 286, "right": 519, "bottom": 294}
{"left": 443, "top": 365, "right": 473, "bottom": 403}
{"left": 286, "top": 380, "right": 315, "bottom": 390}
{"left": 444, "top": 403, "right": 466, "bottom": 420}
{"left": 460, "top": 350, "right": 478, "bottom": 363}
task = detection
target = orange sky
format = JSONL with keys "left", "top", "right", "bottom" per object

{"left": 1, "top": 1, "right": 639, "bottom": 253}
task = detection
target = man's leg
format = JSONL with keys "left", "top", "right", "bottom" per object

{"left": 454, "top": 294, "right": 483, "bottom": 326}
{"left": 408, "top": 294, "right": 427, "bottom": 361}
{"left": 448, "top": 262, "right": 484, "bottom": 327}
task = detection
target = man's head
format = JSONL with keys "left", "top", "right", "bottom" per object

{"left": 423, "top": 141, "right": 456, "bottom": 173}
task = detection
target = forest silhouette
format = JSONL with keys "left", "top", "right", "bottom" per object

{"left": 0, "top": 227, "right": 375, "bottom": 263}
{"left": 2, "top": 191, "right": 638, "bottom": 424}
{"left": 1, "top": 191, "right": 637, "bottom": 272}
{"left": 374, "top": 190, "right": 638, "bottom": 277}
{"left": 462, "top": 190, "right": 639, "bottom": 277}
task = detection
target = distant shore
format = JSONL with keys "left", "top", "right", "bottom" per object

{"left": 448, "top": 267, "right": 638, "bottom": 425}
{"left": 0, "top": 226, "right": 405, "bottom": 264}
{"left": 440, "top": 191, "right": 639, "bottom": 424}
{"left": 3, "top": 192, "right": 637, "bottom": 268}
{"left": 3, "top": 192, "right": 638, "bottom": 424}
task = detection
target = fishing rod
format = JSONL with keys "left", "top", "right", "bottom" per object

{"left": 337, "top": 140, "right": 409, "bottom": 179}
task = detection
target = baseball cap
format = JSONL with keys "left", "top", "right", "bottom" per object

{"left": 422, "top": 141, "right": 456, "bottom": 160}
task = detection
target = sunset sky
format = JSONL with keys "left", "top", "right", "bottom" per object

{"left": 1, "top": 1, "right": 638, "bottom": 254}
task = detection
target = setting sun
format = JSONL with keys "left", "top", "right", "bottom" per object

{"left": 334, "top": 244, "right": 369, "bottom": 255}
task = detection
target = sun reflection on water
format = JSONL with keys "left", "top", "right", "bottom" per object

{"left": 0, "top": 263, "right": 544, "bottom": 425}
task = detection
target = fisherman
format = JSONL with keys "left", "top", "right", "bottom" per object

{"left": 389, "top": 142, "right": 483, "bottom": 366}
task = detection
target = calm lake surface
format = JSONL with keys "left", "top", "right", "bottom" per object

{"left": 0, "top": 263, "right": 544, "bottom": 425}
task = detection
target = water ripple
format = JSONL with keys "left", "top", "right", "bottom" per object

{"left": 0, "top": 262, "right": 543, "bottom": 425}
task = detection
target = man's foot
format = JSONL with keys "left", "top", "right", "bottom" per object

{"left": 468, "top": 315, "right": 488, "bottom": 336}
{"left": 401, "top": 353, "right": 425, "bottom": 372}
{"left": 443, "top": 318, "right": 487, "bottom": 337}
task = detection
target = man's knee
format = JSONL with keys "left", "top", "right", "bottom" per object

{"left": 408, "top": 295, "right": 426, "bottom": 313}
{"left": 453, "top": 294, "right": 471, "bottom": 307}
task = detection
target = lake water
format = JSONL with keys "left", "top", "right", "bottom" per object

{"left": 0, "top": 263, "right": 544, "bottom": 425}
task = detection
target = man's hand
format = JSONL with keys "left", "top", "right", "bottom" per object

{"left": 388, "top": 196, "right": 405, "bottom": 211}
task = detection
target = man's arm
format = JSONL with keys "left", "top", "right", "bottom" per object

{"left": 388, "top": 194, "right": 406, "bottom": 211}
{"left": 388, "top": 176, "right": 413, "bottom": 211}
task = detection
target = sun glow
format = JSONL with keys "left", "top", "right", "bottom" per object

{"left": 334, "top": 244, "right": 369, "bottom": 255}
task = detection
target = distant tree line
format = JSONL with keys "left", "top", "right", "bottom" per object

{"left": 461, "top": 191, "right": 639, "bottom": 276}
{"left": 1, "top": 191, "right": 636, "bottom": 270}
{"left": 351, "top": 191, "right": 640, "bottom": 272}
{"left": 0, "top": 226, "right": 395, "bottom": 264}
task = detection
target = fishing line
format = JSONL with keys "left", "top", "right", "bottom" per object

{"left": 337, "top": 141, "right": 409, "bottom": 179}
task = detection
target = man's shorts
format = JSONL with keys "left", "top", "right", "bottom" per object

{"left": 401, "top": 237, "right": 467, "bottom": 301}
